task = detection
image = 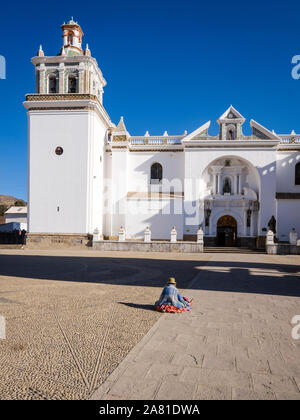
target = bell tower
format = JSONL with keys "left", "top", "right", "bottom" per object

{"left": 31, "top": 18, "right": 106, "bottom": 101}
{"left": 24, "top": 20, "right": 113, "bottom": 246}
{"left": 61, "top": 18, "right": 84, "bottom": 56}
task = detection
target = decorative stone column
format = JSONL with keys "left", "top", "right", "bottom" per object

{"left": 118, "top": 226, "right": 126, "bottom": 242}
{"left": 39, "top": 64, "right": 46, "bottom": 94}
{"left": 170, "top": 226, "right": 177, "bottom": 243}
{"left": 237, "top": 174, "right": 242, "bottom": 194}
{"left": 58, "top": 63, "right": 65, "bottom": 93}
{"left": 213, "top": 174, "right": 217, "bottom": 194}
{"left": 250, "top": 211, "right": 255, "bottom": 237}
{"left": 78, "top": 63, "right": 85, "bottom": 94}
{"left": 144, "top": 226, "right": 151, "bottom": 243}
{"left": 217, "top": 174, "right": 221, "bottom": 195}
{"left": 243, "top": 210, "right": 247, "bottom": 236}
{"left": 289, "top": 228, "right": 298, "bottom": 245}
{"left": 208, "top": 215, "right": 213, "bottom": 236}
{"left": 197, "top": 226, "right": 204, "bottom": 244}
{"left": 233, "top": 174, "right": 237, "bottom": 195}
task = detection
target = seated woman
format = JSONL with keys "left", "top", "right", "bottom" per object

{"left": 155, "top": 277, "right": 192, "bottom": 313}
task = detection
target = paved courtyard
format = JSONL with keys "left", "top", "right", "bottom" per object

{"left": 0, "top": 249, "right": 300, "bottom": 400}
{"left": 91, "top": 252, "right": 300, "bottom": 400}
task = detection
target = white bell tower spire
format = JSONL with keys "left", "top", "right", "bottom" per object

{"left": 24, "top": 20, "right": 113, "bottom": 245}
{"left": 61, "top": 18, "right": 84, "bottom": 56}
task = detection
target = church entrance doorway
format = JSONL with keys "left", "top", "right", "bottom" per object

{"left": 217, "top": 215, "right": 237, "bottom": 247}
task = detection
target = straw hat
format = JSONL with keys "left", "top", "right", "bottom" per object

{"left": 168, "top": 277, "right": 176, "bottom": 284}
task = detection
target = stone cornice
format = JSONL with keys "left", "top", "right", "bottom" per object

{"left": 277, "top": 144, "right": 300, "bottom": 151}
{"left": 129, "top": 148, "right": 183, "bottom": 153}
{"left": 25, "top": 93, "right": 98, "bottom": 102}
{"left": 23, "top": 94, "right": 112, "bottom": 127}
{"left": 184, "top": 140, "right": 279, "bottom": 149}
{"left": 127, "top": 192, "right": 184, "bottom": 199}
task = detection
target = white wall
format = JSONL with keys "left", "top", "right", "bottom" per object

{"left": 102, "top": 149, "right": 112, "bottom": 237}
{"left": 87, "top": 112, "right": 107, "bottom": 235}
{"left": 28, "top": 109, "right": 106, "bottom": 234}
{"left": 126, "top": 198, "right": 184, "bottom": 240}
{"left": 110, "top": 149, "right": 128, "bottom": 236}
{"left": 127, "top": 151, "right": 184, "bottom": 192}
{"left": 276, "top": 199, "right": 300, "bottom": 241}
{"left": 104, "top": 150, "right": 185, "bottom": 238}
{"left": 276, "top": 151, "right": 300, "bottom": 192}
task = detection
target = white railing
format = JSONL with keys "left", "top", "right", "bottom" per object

{"left": 128, "top": 135, "right": 300, "bottom": 145}
{"left": 130, "top": 136, "right": 183, "bottom": 146}
{"left": 279, "top": 135, "right": 300, "bottom": 143}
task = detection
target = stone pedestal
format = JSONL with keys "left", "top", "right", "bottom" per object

{"left": 93, "top": 228, "right": 100, "bottom": 242}
{"left": 144, "top": 226, "right": 151, "bottom": 243}
{"left": 170, "top": 226, "right": 177, "bottom": 243}
{"left": 289, "top": 228, "right": 298, "bottom": 245}
{"left": 118, "top": 227, "right": 126, "bottom": 242}
{"left": 266, "top": 230, "right": 274, "bottom": 245}
{"left": 197, "top": 227, "right": 204, "bottom": 244}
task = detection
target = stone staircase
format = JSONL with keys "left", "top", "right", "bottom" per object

{"left": 204, "top": 246, "right": 265, "bottom": 254}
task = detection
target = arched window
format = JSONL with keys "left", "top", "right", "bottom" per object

{"left": 150, "top": 163, "right": 163, "bottom": 184}
{"left": 67, "top": 32, "right": 73, "bottom": 45}
{"left": 68, "top": 74, "right": 77, "bottom": 93}
{"left": 223, "top": 177, "right": 232, "bottom": 194}
{"left": 295, "top": 162, "right": 300, "bottom": 185}
{"left": 48, "top": 74, "right": 57, "bottom": 93}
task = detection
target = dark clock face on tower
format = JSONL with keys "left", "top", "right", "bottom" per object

{"left": 55, "top": 146, "right": 63, "bottom": 155}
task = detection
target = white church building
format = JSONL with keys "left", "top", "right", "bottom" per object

{"left": 24, "top": 20, "right": 300, "bottom": 249}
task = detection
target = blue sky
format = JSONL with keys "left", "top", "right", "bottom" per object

{"left": 1, "top": 0, "right": 300, "bottom": 200}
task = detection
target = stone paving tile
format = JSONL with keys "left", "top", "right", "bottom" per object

{"left": 180, "top": 367, "right": 252, "bottom": 390}
{"left": 268, "top": 358, "right": 300, "bottom": 377}
{"left": 155, "top": 380, "right": 197, "bottom": 400}
{"left": 122, "top": 362, "right": 152, "bottom": 378}
{"left": 232, "top": 388, "right": 276, "bottom": 400}
{"left": 236, "top": 356, "right": 271, "bottom": 375}
{"left": 108, "top": 375, "right": 160, "bottom": 400}
{"left": 218, "top": 328, "right": 244, "bottom": 339}
{"left": 155, "top": 341, "right": 190, "bottom": 354}
{"left": 206, "top": 335, "right": 233, "bottom": 346}
{"left": 145, "top": 363, "right": 184, "bottom": 381}
{"left": 194, "top": 384, "right": 231, "bottom": 400}
{"left": 275, "top": 392, "right": 300, "bottom": 400}
{"left": 133, "top": 349, "right": 174, "bottom": 364}
{"left": 193, "top": 327, "right": 220, "bottom": 337}
{"left": 218, "top": 343, "right": 249, "bottom": 358}
{"left": 175, "top": 334, "right": 206, "bottom": 346}
{"left": 252, "top": 373, "right": 299, "bottom": 394}
{"left": 294, "top": 377, "right": 300, "bottom": 392}
{"left": 202, "top": 354, "right": 235, "bottom": 371}
{"left": 150, "top": 332, "right": 178, "bottom": 343}
{"left": 171, "top": 352, "right": 204, "bottom": 368}
{"left": 186, "top": 342, "right": 218, "bottom": 356}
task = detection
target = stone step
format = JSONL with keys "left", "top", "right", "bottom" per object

{"left": 0, "top": 244, "right": 24, "bottom": 249}
{"left": 204, "top": 247, "right": 265, "bottom": 254}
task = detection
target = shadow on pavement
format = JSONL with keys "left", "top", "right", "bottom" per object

{"left": 0, "top": 254, "right": 300, "bottom": 297}
{"left": 118, "top": 302, "right": 156, "bottom": 311}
